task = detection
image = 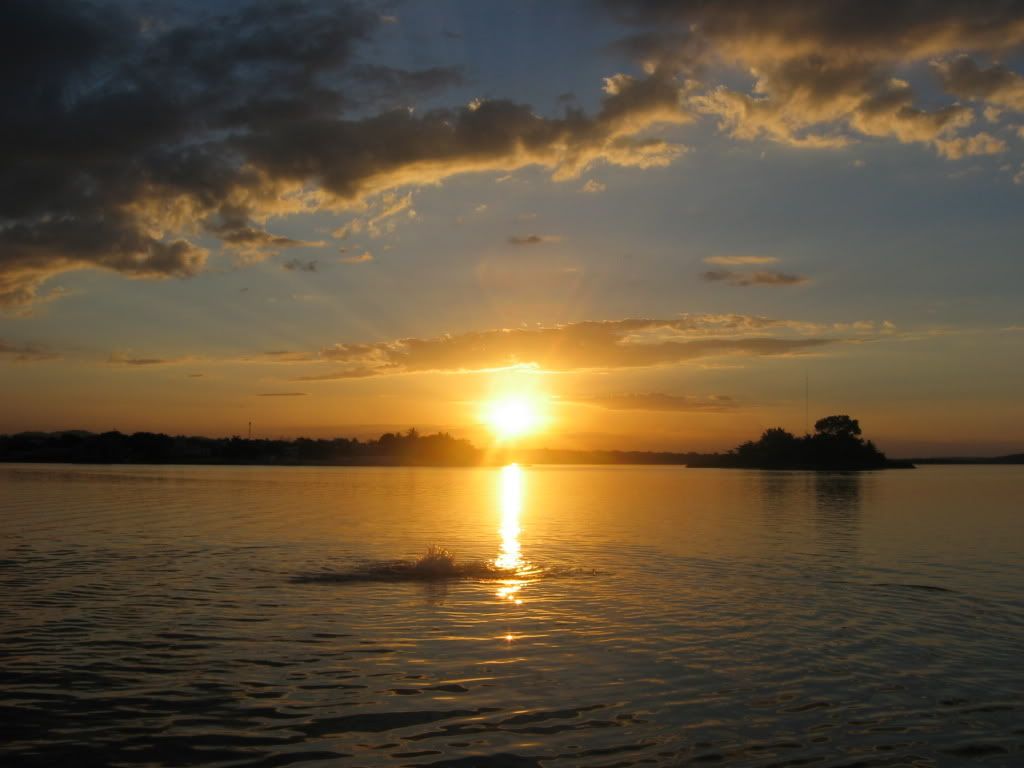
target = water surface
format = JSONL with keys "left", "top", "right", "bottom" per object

{"left": 2, "top": 463, "right": 1022, "bottom": 766}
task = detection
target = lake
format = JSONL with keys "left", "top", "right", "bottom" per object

{"left": 2, "top": 463, "right": 1022, "bottom": 767}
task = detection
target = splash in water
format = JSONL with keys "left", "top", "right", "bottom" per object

{"left": 293, "top": 545, "right": 536, "bottom": 584}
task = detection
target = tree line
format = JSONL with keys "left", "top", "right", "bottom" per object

{"left": 0, "top": 415, "right": 912, "bottom": 469}
{"left": 0, "top": 428, "right": 480, "bottom": 466}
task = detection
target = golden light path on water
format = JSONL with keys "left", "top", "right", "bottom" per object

{"left": 495, "top": 463, "right": 527, "bottom": 605}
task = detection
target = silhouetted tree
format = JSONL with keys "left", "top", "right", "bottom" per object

{"left": 736, "top": 427, "right": 802, "bottom": 467}
{"left": 814, "top": 415, "right": 861, "bottom": 439}
{"left": 728, "top": 415, "right": 889, "bottom": 469}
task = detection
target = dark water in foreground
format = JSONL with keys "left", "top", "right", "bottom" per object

{"left": 2, "top": 463, "right": 1022, "bottom": 767}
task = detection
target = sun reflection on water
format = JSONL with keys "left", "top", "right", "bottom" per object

{"left": 495, "top": 463, "right": 528, "bottom": 604}
{"left": 496, "top": 464, "right": 523, "bottom": 571}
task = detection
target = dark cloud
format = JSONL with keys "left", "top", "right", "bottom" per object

{"left": 205, "top": 204, "right": 323, "bottom": 256}
{"left": 282, "top": 258, "right": 319, "bottom": 272}
{"left": 109, "top": 348, "right": 320, "bottom": 367}
{"left": 575, "top": 392, "right": 736, "bottom": 412}
{"left": 0, "top": 339, "right": 59, "bottom": 362}
{"left": 508, "top": 234, "right": 562, "bottom": 245}
{"left": 294, "top": 369, "right": 378, "bottom": 382}
{"left": 1, "top": 1, "right": 688, "bottom": 307}
{"left": 231, "top": 85, "right": 687, "bottom": 200}
{"left": 705, "top": 255, "right": 779, "bottom": 265}
{"left": 108, "top": 353, "right": 185, "bottom": 366}
{"left": 245, "top": 350, "right": 319, "bottom": 363}
{"left": 702, "top": 270, "right": 809, "bottom": 287}
{"left": 0, "top": 0, "right": 374, "bottom": 305}
{"left": 933, "top": 56, "right": 1024, "bottom": 111}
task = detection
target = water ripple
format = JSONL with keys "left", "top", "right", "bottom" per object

{"left": 2, "top": 464, "right": 1023, "bottom": 766}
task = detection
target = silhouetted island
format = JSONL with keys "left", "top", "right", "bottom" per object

{"left": 685, "top": 415, "right": 914, "bottom": 470}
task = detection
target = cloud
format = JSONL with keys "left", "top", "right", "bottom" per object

{"left": 704, "top": 249, "right": 808, "bottom": 289}
{"left": 933, "top": 131, "right": 1008, "bottom": 160}
{"left": 107, "top": 351, "right": 200, "bottom": 366}
{"left": 232, "top": 67, "right": 688, "bottom": 200}
{"left": 305, "top": 314, "right": 835, "bottom": 379}
{"left": 604, "top": 1, "right": 1024, "bottom": 154}
{"left": 704, "top": 255, "right": 780, "bottom": 265}
{"left": 370, "top": 191, "right": 415, "bottom": 224}
{"left": 332, "top": 219, "right": 365, "bottom": 239}
{"left": 508, "top": 235, "right": 563, "bottom": 245}
{"left": 574, "top": 392, "right": 736, "bottom": 412}
{"left": 256, "top": 392, "right": 308, "bottom": 397}
{"left": 329, "top": 192, "right": 418, "bottom": 244}
{"left": 1, "top": 0, "right": 690, "bottom": 307}
{"left": 282, "top": 258, "right": 318, "bottom": 272}
{"left": 603, "top": 1, "right": 1024, "bottom": 63}
{"left": 0, "top": 339, "right": 59, "bottom": 362}
{"left": 340, "top": 250, "right": 374, "bottom": 264}
{"left": 251, "top": 350, "right": 320, "bottom": 363}
{"left": 86, "top": 313, "right": 897, "bottom": 378}
{"left": 110, "top": 348, "right": 322, "bottom": 368}
{"left": 692, "top": 62, "right": 973, "bottom": 152}
{"left": 702, "top": 270, "right": 809, "bottom": 286}
{"left": 205, "top": 205, "right": 325, "bottom": 261}
{"left": 934, "top": 56, "right": 1024, "bottom": 112}
{"left": 582, "top": 179, "right": 607, "bottom": 193}
{"left": 10, "top": 1, "right": 1021, "bottom": 308}
{"left": 294, "top": 369, "right": 379, "bottom": 382}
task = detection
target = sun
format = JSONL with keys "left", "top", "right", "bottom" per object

{"left": 483, "top": 395, "right": 544, "bottom": 440}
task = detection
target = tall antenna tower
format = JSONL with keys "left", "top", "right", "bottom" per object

{"left": 248, "top": 421, "right": 252, "bottom": 440}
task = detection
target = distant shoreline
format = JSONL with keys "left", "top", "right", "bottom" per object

{"left": 4, "top": 456, "right": 1024, "bottom": 469}
{"left": 2, "top": 429, "right": 1020, "bottom": 469}
{"left": 903, "top": 456, "right": 1024, "bottom": 465}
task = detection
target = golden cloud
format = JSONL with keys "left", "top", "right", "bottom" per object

{"left": 302, "top": 315, "right": 838, "bottom": 379}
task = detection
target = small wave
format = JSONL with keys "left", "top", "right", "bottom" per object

{"left": 869, "top": 582, "right": 957, "bottom": 593}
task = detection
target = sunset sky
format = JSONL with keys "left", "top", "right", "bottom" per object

{"left": 2, "top": 0, "right": 1024, "bottom": 455}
